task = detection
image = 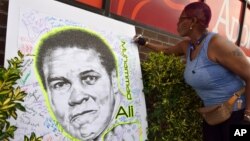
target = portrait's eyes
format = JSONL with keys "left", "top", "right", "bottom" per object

{"left": 81, "top": 74, "right": 100, "bottom": 85}
{"left": 49, "top": 80, "right": 71, "bottom": 91}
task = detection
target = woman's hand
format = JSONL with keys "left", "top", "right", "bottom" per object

{"left": 133, "top": 34, "right": 147, "bottom": 46}
{"left": 243, "top": 110, "right": 250, "bottom": 124}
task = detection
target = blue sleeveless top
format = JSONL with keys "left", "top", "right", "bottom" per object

{"left": 184, "top": 32, "right": 245, "bottom": 110}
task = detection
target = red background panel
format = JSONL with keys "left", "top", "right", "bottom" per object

{"left": 110, "top": 0, "right": 197, "bottom": 34}
{"left": 240, "top": 6, "right": 250, "bottom": 49}
{"left": 78, "top": 0, "right": 250, "bottom": 55}
{"left": 206, "top": 0, "right": 242, "bottom": 42}
{"left": 76, "top": 0, "right": 103, "bottom": 8}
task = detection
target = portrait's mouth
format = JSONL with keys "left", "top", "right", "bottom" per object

{"left": 70, "top": 110, "right": 98, "bottom": 123}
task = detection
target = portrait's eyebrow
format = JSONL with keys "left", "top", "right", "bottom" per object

{"left": 79, "top": 70, "right": 100, "bottom": 76}
{"left": 47, "top": 76, "right": 68, "bottom": 83}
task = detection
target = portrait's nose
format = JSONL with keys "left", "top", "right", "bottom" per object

{"left": 68, "top": 85, "right": 89, "bottom": 106}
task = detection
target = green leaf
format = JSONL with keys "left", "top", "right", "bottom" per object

{"left": 36, "top": 137, "right": 43, "bottom": 141}
{"left": 30, "top": 132, "right": 35, "bottom": 141}
{"left": 0, "top": 89, "right": 12, "bottom": 95}
{"left": 24, "top": 135, "right": 29, "bottom": 141}
{"left": 18, "top": 50, "right": 24, "bottom": 58}
{"left": 0, "top": 112, "right": 7, "bottom": 119}
{"left": 13, "top": 88, "right": 27, "bottom": 101}
{"left": 3, "top": 98, "right": 11, "bottom": 105}
{"left": 0, "top": 103, "right": 15, "bottom": 110}
{"left": 7, "top": 125, "right": 17, "bottom": 138}
{"left": 7, "top": 75, "right": 20, "bottom": 82}
{"left": 10, "top": 110, "right": 17, "bottom": 119}
{"left": 0, "top": 133, "right": 9, "bottom": 141}
{"left": 15, "top": 103, "right": 26, "bottom": 112}
{"left": 5, "top": 121, "right": 10, "bottom": 130}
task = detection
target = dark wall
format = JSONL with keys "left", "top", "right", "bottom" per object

{"left": 0, "top": 0, "right": 8, "bottom": 66}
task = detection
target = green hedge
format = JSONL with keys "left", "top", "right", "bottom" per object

{"left": 0, "top": 51, "right": 42, "bottom": 141}
{"left": 141, "top": 52, "right": 203, "bottom": 141}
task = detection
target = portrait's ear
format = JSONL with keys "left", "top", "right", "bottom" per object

{"left": 111, "top": 70, "right": 119, "bottom": 94}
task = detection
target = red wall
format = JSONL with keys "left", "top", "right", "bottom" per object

{"left": 240, "top": 6, "right": 250, "bottom": 49}
{"left": 76, "top": 0, "right": 103, "bottom": 8}
{"left": 110, "top": 0, "right": 197, "bottom": 34}
{"left": 79, "top": 0, "right": 250, "bottom": 55}
{"left": 206, "top": 0, "right": 241, "bottom": 43}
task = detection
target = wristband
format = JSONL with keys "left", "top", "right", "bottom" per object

{"left": 137, "top": 36, "right": 147, "bottom": 46}
{"left": 244, "top": 113, "right": 250, "bottom": 122}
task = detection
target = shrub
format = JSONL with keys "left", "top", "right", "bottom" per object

{"left": 0, "top": 51, "right": 42, "bottom": 141}
{"left": 141, "top": 52, "right": 203, "bottom": 141}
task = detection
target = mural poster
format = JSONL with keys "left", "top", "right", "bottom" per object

{"left": 5, "top": 0, "right": 147, "bottom": 140}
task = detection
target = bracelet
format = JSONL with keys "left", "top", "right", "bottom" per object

{"left": 135, "top": 35, "right": 147, "bottom": 46}
{"left": 138, "top": 37, "right": 146, "bottom": 46}
{"left": 234, "top": 92, "right": 240, "bottom": 98}
{"left": 244, "top": 114, "right": 250, "bottom": 121}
